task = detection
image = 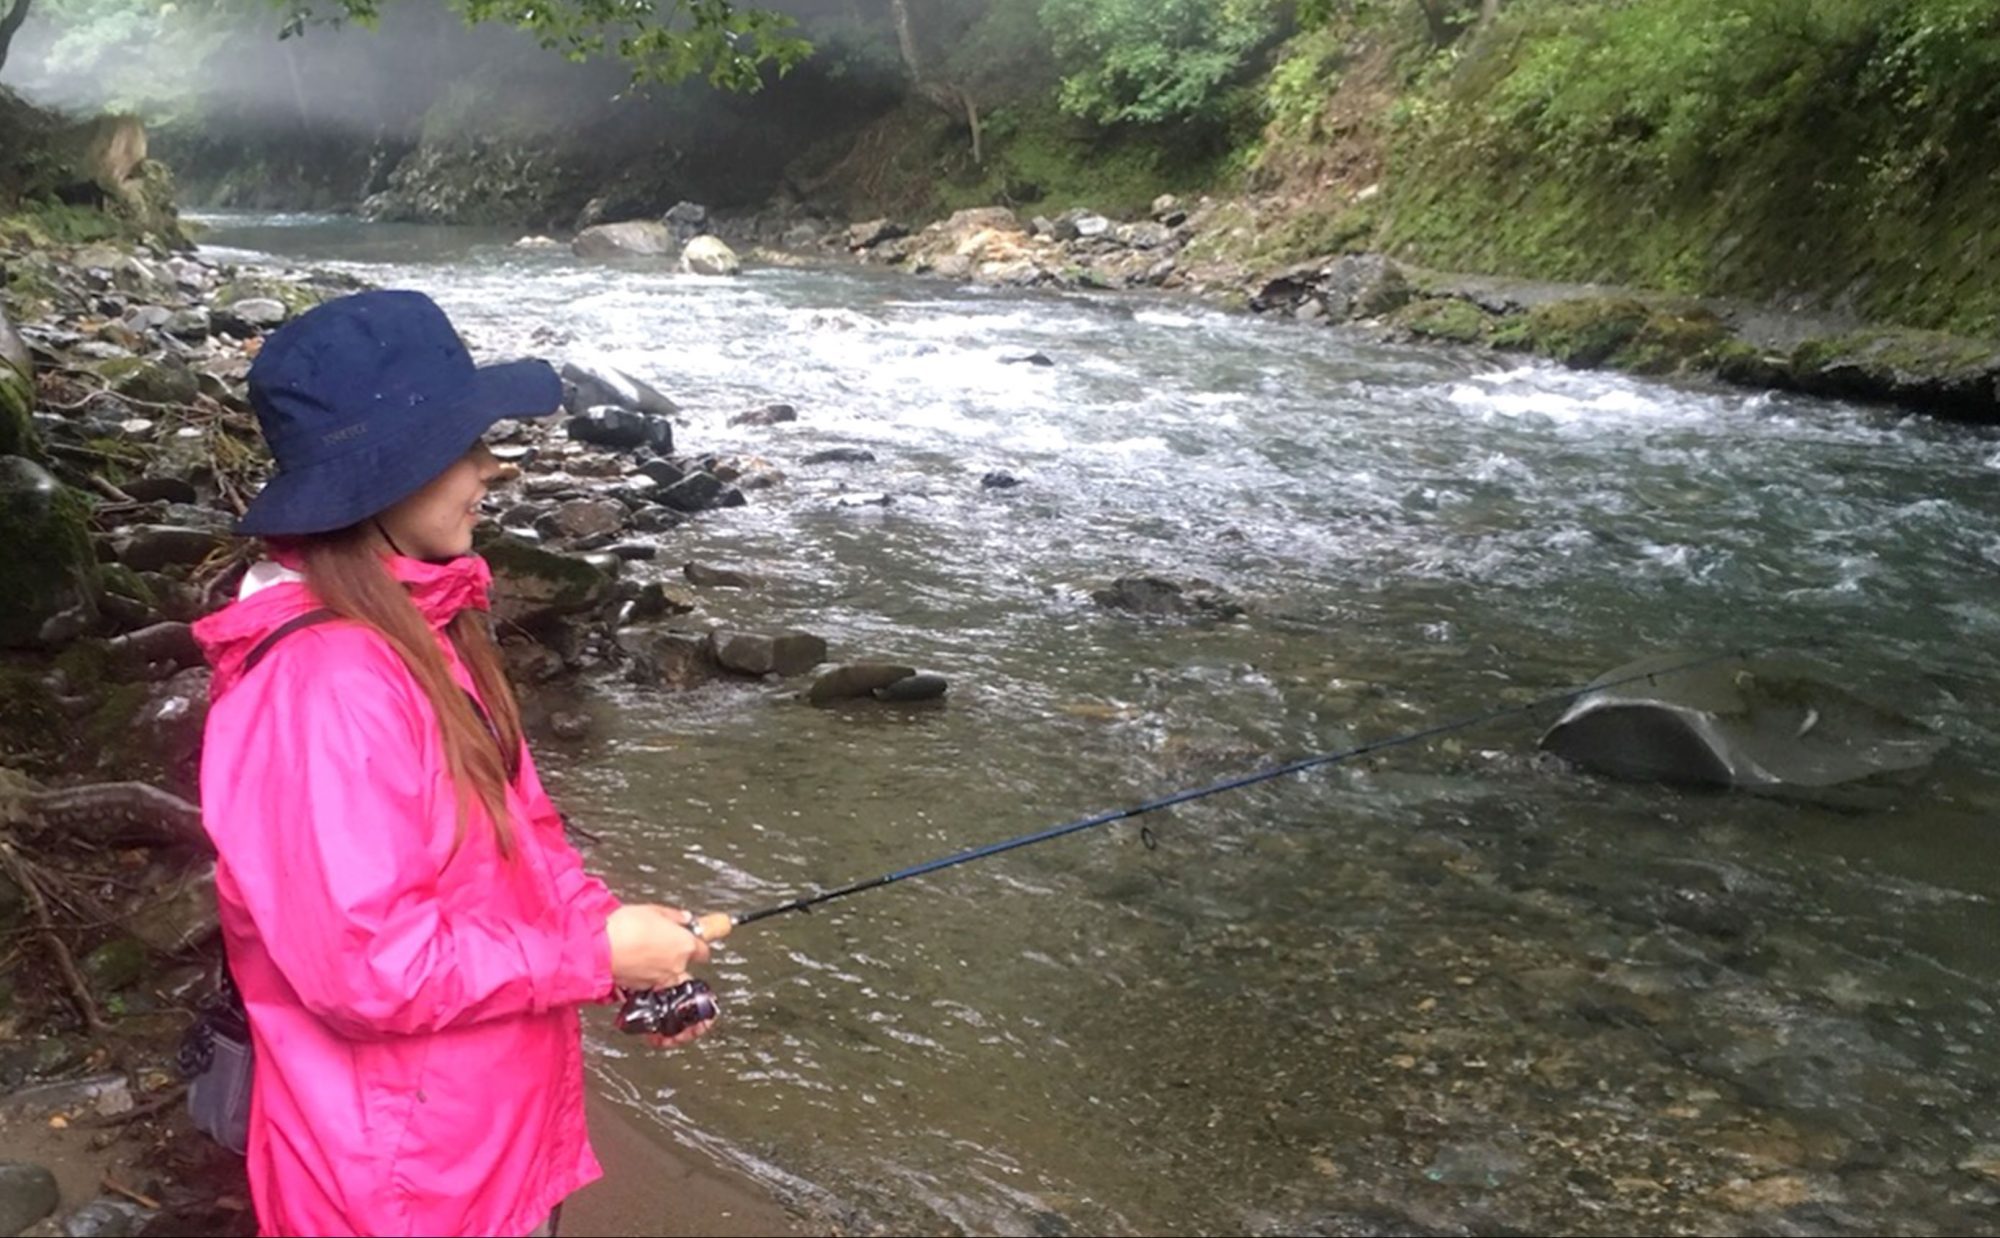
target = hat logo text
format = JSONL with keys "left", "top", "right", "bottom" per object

{"left": 321, "top": 423, "right": 368, "bottom": 446}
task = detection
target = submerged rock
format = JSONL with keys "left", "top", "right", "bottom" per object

{"left": 1539, "top": 653, "right": 1946, "bottom": 789}
{"left": 807, "top": 663, "right": 916, "bottom": 705}
{"left": 710, "top": 629, "right": 827, "bottom": 677}
{"left": 1091, "top": 574, "right": 1246, "bottom": 621}
{"left": 0, "top": 1162, "right": 59, "bottom": 1237}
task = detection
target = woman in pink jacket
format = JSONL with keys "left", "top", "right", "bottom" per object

{"left": 194, "top": 289, "right": 711, "bottom": 1237}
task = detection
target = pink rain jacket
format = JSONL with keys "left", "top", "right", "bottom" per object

{"left": 194, "top": 553, "right": 620, "bottom": 1237}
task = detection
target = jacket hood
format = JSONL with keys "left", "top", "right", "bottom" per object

{"left": 194, "top": 551, "right": 494, "bottom": 701}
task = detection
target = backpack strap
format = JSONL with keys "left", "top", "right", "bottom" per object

{"left": 241, "top": 606, "right": 504, "bottom": 746}
{"left": 241, "top": 607, "right": 339, "bottom": 676}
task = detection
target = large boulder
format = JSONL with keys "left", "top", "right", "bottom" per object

{"left": 680, "top": 235, "right": 741, "bottom": 277}
{"left": 560, "top": 359, "right": 679, "bottom": 419}
{"left": 566, "top": 406, "right": 674, "bottom": 454}
{"left": 477, "top": 533, "right": 614, "bottom": 633}
{"left": 0, "top": 457, "right": 98, "bottom": 649}
{"left": 710, "top": 630, "right": 828, "bottom": 678}
{"left": 573, "top": 221, "right": 676, "bottom": 259}
{"left": 0, "top": 307, "right": 32, "bottom": 457}
{"left": 1540, "top": 654, "right": 1947, "bottom": 789}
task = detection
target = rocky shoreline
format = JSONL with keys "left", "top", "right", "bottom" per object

{"left": 642, "top": 194, "right": 2000, "bottom": 426}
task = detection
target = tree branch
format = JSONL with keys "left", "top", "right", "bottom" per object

{"left": 0, "top": 0, "right": 33, "bottom": 78}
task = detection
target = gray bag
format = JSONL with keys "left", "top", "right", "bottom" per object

{"left": 178, "top": 979, "right": 252, "bottom": 1154}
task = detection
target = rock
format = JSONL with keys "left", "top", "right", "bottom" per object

{"left": 105, "top": 622, "right": 201, "bottom": 678}
{"left": 632, "top": 458, "right": 685, "bottom": 490}
{"left": 683, "top": 561, "right": 756, "bottom": 588}
{"left": 874, "top": 673, "right": 948, "bottom": 702}
{"left": 981, "top": 471, "right": 1023, "bottom": 489}
{"left": 111, "top": 523, "right": 226, "bottom": 573}
{"left": 124, "top": 666, "right": 210, "bottom": 795}
{"left": 834, "top": 492, "right": 892, "bottom": 507}
{"left": 80, "top": 937, "right": 147, "bottom": 990}
{"left": 801, "top": 447, "right": 876, "bottom": 465}
{"left": 1001, "top": 353, "right": 1055, "bottom": 366}
{"left": 126, "top": 861, "right": 219, "bottom": 955}
{"left": 620, "top": 629, "right": 723, "bottom": 691}
{"left": 548, "top": 498, "right": 626, "bottom": 540}
{"left": 0, "top": 1162, "right": 59, "bottom": 1236}
{"left": 1073, "top": 213, "right": 1113, "bottom": 239}
{"left": 728, "top": 403, "right": 798, "bottom": 427}
{"left": 227, "top": 297, "right": 288, "bottom": 329}
{"left": 1091, "top": 575, "right": 1246, "bottom": 621}
{"left": 59, "top": 1195, "right": 152, "bottom": 1237}
{"left": 627, "top": 581, "right": 696, "bottom": 620}
{"left": 1253, "top": 254, "right": 1410, "bottom": 322}
{"left": 848, "top": 219, "right": 908, "bottom": 250}
{"left": 806, "top": 663, "right": 916, "bottom": 705}
{"left": 0, "top": 1074, "right": 130, "bottom": 1119}
{"left": 1, "top": 308, "right": 34, "bottom": 457}
{"left": 680, "top": 236, "right": 741, "bottom": 277}
{"left": 1151, "top": 193, "right": 1188, "bottom": 227}
{"left": 477, "top": 533, "right": 615, "bottom": 633}
{"left": 566, "top": 407, "right": 674, "bottom": 454}
{"left": 662, "top": 200, "right": 710, "bottom": 242}
{"left": 710, "top": 630, "right": 828, "bottom": 677}
{"left": 164, "top": 307, "right": 211, "bottom": 339}
{"left": 93, "top": 355, "right": 198, "bottom": 406}
{"left": 549, "top": 710, "right": 590, "bottom": 740}
{"left": 940, "top": 207, "right": 1024, "bottom": 237}
{"left": 1115, "top": 221, "right": 1173, "bottom": 250}
{"left": 659, "top": 471, "right": 733, "bottom": 513}
{"left": 572, "top": 220, "right": 676, "bottom": 259}
{"left": 560, "top": 359, "right": 678, "bottom": 419}
{"left": 1539, "top": 653, "right": 1947, "bottom": 789}
{"left": 608, "top": 540, "right": 657, "bottom": 561}
{"left": 0, "top": 457, "right": 98, "bottom": 649}
{"left": 513, "top": 235, "right": 562, "bottom": 249}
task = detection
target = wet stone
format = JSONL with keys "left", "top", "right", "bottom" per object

{"left": 711, "top": 630, "right": 828, "bottom": 678}
{"left": 874, "top": 672, "right": 949, "bottom": 703}
{"left": 566, "top": 407, "right": 674, "bottom": 454}
{"left": 0, "top": 1162, "right": 59, "bottom": 1236}
{"left": 801, "top": 447, "right": 876, "bottom": 465}
{"left": 634, "top": 457, "right": 686, "bottom": 488}
{"left": 807, "top": 663, "right": 916, "bottom": 705}
{"left": 126, "top": 862, "right": 220, "bottom": 955}
{"left": 683, "top": 561, "right": 756, "bottom": 588}
{"left": 111, "top": 524, "right": 227, "bottom": 573}
{"left": 659, "top": 471, "right": 727, "bottom": 513}
{"left": 59, "top": 1196, "right": 151, "bottom": 1237}
{"left": 729, "top": 403, "right": 798, "bottom": 427}
{"left": 982, "top": 471, "right": 1023, "bottom": 489}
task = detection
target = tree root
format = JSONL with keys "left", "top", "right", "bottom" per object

{"left": 25, "top": 781, "right": 208, "bottom": 851}
{"left": 0, "top": 835, "right": 108, "bottom": 1035}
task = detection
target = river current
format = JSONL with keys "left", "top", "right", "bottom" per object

{"left": 198, "top": 213, "right": 2000, "bottom": 1235}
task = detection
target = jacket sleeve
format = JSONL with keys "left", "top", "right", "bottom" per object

{"left": 209, "top": 637, "right": 614, "bottom": 1040}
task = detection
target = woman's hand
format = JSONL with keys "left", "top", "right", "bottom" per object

{"left": 606, "top": 904, "right": 711, "bottom": 990}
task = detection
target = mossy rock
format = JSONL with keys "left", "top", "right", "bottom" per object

{"left": 1392, "top": 297, "right": 1496, "bottom": 344}
{"left": 1790, "top": 328, "right": 2000, "bottom": 412}
{"left": 1614, "top": 308, "right": 1733, "bottom": 376}
{"left": 0, "top": 456, "right": 98, "bottom": 649}
{"left": 91, "top": 355, "right": 198, "bottom": 407}
{"left": 0, "top": 359, "right": 31, "bottom": 458}
{"left": 1710, "top": 338, "right": 1794, "bottom": 389}
{"left": 0, "top": 666, "right": 69, "bottom": 768}
{"left": 1510, "top": 297, "right": 1654, "bottom": 368}
{"left": 474, "top": 531, "right": 613, "bottom": 631}
{"left": 214, "top": 277, "right": 325, "bottom": 318}
{"left": 81, "top": 936, "right": 148, "bottom": 991}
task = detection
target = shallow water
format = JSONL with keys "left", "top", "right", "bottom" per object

{"left": 200, "top": 212, "right": 2000, "bottom": 1234}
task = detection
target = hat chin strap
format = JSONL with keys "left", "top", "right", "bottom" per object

{"left": 373, "top": 517, "right": 464, "bottom": 567}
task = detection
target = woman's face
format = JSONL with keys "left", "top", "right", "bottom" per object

{"left": 375, "top": 441, "right": 510, "bottom": 561}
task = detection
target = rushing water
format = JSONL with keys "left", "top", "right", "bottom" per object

{"left": 198, "top": 213, "right": 2000, "bottom": 1235}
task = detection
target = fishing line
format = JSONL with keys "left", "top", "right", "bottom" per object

{"left": 709, "top": 647, "right": 1749, "bottom": 935}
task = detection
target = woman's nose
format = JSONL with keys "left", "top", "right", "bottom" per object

{"left": 487, "top": 462, "right": 521, "bottom": 485}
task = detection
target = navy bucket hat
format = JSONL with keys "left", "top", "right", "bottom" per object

{"left": 236, "top": 289, "right": 561, "bottom": 536}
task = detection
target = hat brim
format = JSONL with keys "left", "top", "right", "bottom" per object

{"left": 236, "top": 359, "right": 560, "bottom": 537}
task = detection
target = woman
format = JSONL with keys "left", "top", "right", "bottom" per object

{"left": 193, "top": 289, "right": 712, "bottom": 1237}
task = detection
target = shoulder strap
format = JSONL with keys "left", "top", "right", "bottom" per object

{"left": 239, "top": 605, "right": 505, "bottom": 747}
{"left": 241, "top": 607, "right": 339, "bottom": 676}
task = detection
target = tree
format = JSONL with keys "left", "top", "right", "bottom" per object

{"left": 2, "top": 0, "right": 809, "bottom": 88}
{"left": 887, "top": 0, "right": 983, "bottom": 162}
{"left": 1, "top": 0, "right": 34, "bottom": 77}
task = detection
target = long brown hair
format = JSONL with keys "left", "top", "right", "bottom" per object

{"left": 294, "top": 526, "right": 525, "bottom": 857}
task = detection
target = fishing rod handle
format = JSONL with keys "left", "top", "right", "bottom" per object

{"left": 690, "top": 911, "right": 735, "bottom": 943}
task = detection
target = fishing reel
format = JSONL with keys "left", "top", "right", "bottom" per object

{"left": 616, "top": 978, "right": 719, "bottom": 1038}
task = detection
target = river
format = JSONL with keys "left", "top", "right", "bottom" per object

{"left": 196, "top": 212, "right": 2000, "bottom": 1235}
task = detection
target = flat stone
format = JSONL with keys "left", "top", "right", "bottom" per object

{"left": 683, "top": 561, "right": 756, "bottom": 588}
{"left": 728, "top": 403, "right": 799, "bottom": 427}
{"left": 573, "top": 220, "right": 676, "bottom": 259}
{"left": 807, "top": 663, "right": 916, "bottom": 705}
{"left": 0, "top": 1162, "right": 59, "bottom": 1236}
{"left": 112, "top": 524, "right": 227, "bottom": 573}
{"left": 874, "top": 672, "right": 949, "bottom": 702}
{"left": 710, "top": 629, "right": 828, "bottom": 677}
{"left": 802, "top": 447, "right": 876, "bottom": 465}
{"left": 549, "top": 498, "right": 626, "bottom": 540}
{"left": 659, "top": 471, "right": 727, "bottom": 513}
{"left": 1, "top": 1074, "right": 129, "bottom": 1119}
{"left": 626, "top": 581, "right": 696, "bottom": 621}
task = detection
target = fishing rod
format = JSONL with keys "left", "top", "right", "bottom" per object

{"left": 618, "top": 647, "right": 1747, "bottom": 1036}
